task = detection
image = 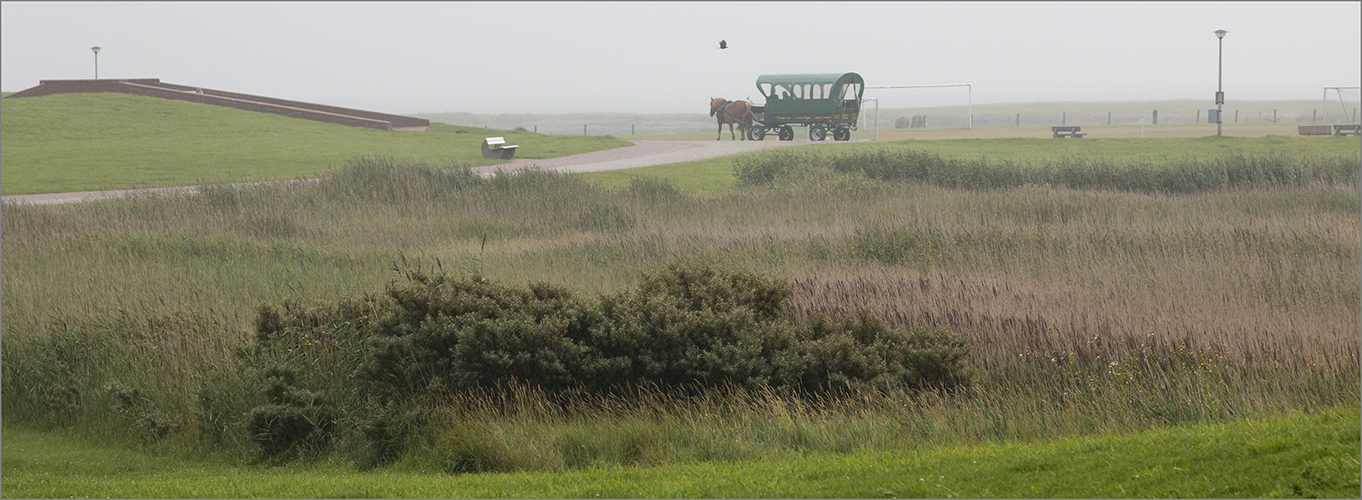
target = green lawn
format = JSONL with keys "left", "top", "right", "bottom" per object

{"left": 4, "top": 406, "right": 1356, "bottom": 498}
{"left": 0, "top": 92, "right": 631, "bottom": 195}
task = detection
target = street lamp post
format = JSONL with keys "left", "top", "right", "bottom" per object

{"left": 91, "top": 46, "right": 102, "bottom": 79}
{"left": 1214, "top": 30, "right": 1226, "bottom": 137}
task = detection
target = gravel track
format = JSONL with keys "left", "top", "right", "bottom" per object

{"left": 2, "top": 139, "right": 816, "bottom": 206}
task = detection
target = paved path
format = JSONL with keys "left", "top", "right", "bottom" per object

{"left": 472, "top": 139, "right": 811, "bottom": 176}
{"left": 3, "top": 140, "right": 816, "bottom": 206}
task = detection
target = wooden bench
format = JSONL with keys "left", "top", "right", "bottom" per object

{"left": 1052, "top": 126, "right": 1086, "bottom": 138}
{"left": 1298, "top": 125, "right": 1333, "bottom": 136}
{"left": 1333, "top": 124, "right": 1361, "bottom": 137}
{"left": 481, "top": 137, "right": 519, "bottom": 159}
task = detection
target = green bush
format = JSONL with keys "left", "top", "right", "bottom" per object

{"left": 358, "top": 271, "right": 596, "bottom": 398}
{"left": 247, "top": 367, "right": 336, "bottom": 459}
{"left": 235, "top": 263, "right": 974, "bottom": 462}
{"left": 343, "top": 263, "right": 969, "bottom": 398}
{"left": 784, "top": 310, "right": 972, "bottom": 393}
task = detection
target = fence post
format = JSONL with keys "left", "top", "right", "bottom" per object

{"left": 584, "top": 124, "right": 588, "bottom": 135}
{"left": 1313, "top": 109, "right": 1317, "bottom": 122}
{"left": 1108, "top": 111, "right": 1111, "bottom": 125}
{"left": 1273, "top": 110, "right": 1276, "bottom": 123}
{"left": 1235, "top": 110, "right": 1238, "bottom": 123}
{"left": 1197, "top": 109, "right": 1200, "bottom": 123}
{"left": 534, "top": 125, "right": 537, "bottom": 133}
{"left": 1153, "top": 110, "right": 1158, "bottom": 125}
{"left": 1016, "top": 113, "right": 1019, "bottom": 126}
{"left": 1062, "top": 112, "right": 1066, "bottom": 126}
{"left": 632, "top": 124, "right": 635, "bottom": 135}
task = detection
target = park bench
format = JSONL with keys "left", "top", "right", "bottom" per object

{"left": 481, "top": 137, "right": 519, "bottom": 159}
{"left": 1333, "top": 124, "right": 1361, "bottom": 137}
{"left": 1297, "top": 125, "right": 1333, "bottom": 136}
{"left": 1051, "top": 126, "right": 1086, "bottom": 138}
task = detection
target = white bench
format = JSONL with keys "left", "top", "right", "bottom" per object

{"left": 481, "top": 137, "right": 519, "bottom": 159}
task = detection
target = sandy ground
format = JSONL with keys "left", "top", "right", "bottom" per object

{"left": 1, "top": 139, "right": 815, "bottom": 206}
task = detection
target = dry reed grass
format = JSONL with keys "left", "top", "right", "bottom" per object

{"left": 2, "top": 154, "right": 1356, "bottom": 466}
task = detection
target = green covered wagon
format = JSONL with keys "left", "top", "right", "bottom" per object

{"left": 748, "top": 72, "right": 864, "bottom": 141}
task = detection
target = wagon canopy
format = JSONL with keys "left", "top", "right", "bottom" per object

{"left": 755, "top": 73, "right": 864, "bottom": 103}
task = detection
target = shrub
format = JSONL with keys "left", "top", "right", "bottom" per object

{"left": 581, "top": 264, "right": 798, "bottom": 391}
{"left": 357, "top": 271, "right": 597, "bottom": 398}
{"left": 247, "top": 367, "right": 336, "bottom": 459}
{"left": 784, "top": 311, "right": 972, "bottom": 393}
{"left": 240, "top": 264, "right": 974, "bottom": 463}
{"left": 347, "top": 263, "right": 968, "bottom": 397}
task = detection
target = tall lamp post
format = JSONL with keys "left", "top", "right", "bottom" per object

{"left": 91, "top": 46, "right": 102, "bottom": 79}
{"left": 1214, "top": 30, "right": 1226, "bottom": 137}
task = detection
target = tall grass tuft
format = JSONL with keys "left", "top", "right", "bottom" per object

{"left": 736, "top": 149, "right": 1360, "bottom": 193}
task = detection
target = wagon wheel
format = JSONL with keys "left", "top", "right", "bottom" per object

{"left": 748, "top": 126, "right": 767, "bottom": 141}
{"left": 809, "top": 125, "right": 827, "bottom": 141}
{"left": 778, "top": 126, "right": 794, "bottom": 141}
{"left": 833, "top": 128, "right": 851, "bottom": 141}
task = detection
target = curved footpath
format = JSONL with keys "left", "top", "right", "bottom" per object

{"left": 2, "top": 140, "right": 821, "bottom": 206}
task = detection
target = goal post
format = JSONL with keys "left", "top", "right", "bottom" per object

{"left": 864, "top": 83, "right": 974, "bottom": 129}
{"left": 1323, "top": 86, "right": 1361, "bottom": 124}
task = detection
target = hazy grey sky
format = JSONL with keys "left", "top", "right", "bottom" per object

{"left": 3, "top": 2, "right": 1359, "bottom": 114}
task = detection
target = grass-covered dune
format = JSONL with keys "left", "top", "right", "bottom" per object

{"left": 0, "top": 92, "right": 630, "bottom": 195}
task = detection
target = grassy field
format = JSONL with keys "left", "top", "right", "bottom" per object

{"left": 2, "top": 94, "right": 1358, "bottom": 496}
{"left": 4, "top": 406, "right": 1357, "bottom": 498}
{"left": 0, "top": 92, "right": 631, "bottom": 195}
{"left": 583, "top": 134, "right": 1362, "bottom": 193}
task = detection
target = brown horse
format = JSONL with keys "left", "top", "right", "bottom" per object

{"left": 710, "top": 97, "right": 755, "bottom": 140}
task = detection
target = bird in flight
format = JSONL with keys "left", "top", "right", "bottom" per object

{"left": 718, "top": 40, "right": 728, "bottom": 49}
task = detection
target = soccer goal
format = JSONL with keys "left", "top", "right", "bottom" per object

{"left": 1323, "top": 86, "right": 1360, "bottom": 124}
{"left": 863, "top": 83, "right": 974, "bottom": 129}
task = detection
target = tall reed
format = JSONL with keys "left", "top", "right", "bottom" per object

{"left": 2, "top": 152, "right": 1355, "bottom": 470}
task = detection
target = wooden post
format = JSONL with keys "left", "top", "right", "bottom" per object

{"left": 1197, "top": 109, "right": 1200, "bottom": 123}
{"left": 632, "top": 124, "right": 635, "bottom": 135}
{"left": 1016, "top": 113, "right": 1019, "bottom": 126}
{"left": 1108, "top": 111, "right": 1111, "bottom": 125}
{"left": 1273, "top": 110, "right": 1276, "bottom": 123}
{"left": 1062, "top": 112, "right": 1066, "bottom": 126}
{"left": 534, "top": 125, "right": 537, "bottom": 133}
{"left": 1235, "top": 110, "right": 1238, "bottom": 123}
{"left": 1153, "top": 110, "right": 1158, "bottom": 125}
{"left": 584, "top": 124, "right": 588, "bottom": 135}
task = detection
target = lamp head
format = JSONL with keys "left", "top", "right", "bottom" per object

{"left": 1214, "top": 30, "right": 1227, "bottom": 40}
{"left": 91, "top": 46, "right": 101, "bottom": 54}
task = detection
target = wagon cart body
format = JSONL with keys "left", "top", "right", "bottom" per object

{"left": 747, "top": 72, "right": 864, "bottom": 141}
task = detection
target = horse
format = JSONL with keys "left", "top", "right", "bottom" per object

{"left": 710, "top": 97, "right": 756, "bottom": 141}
